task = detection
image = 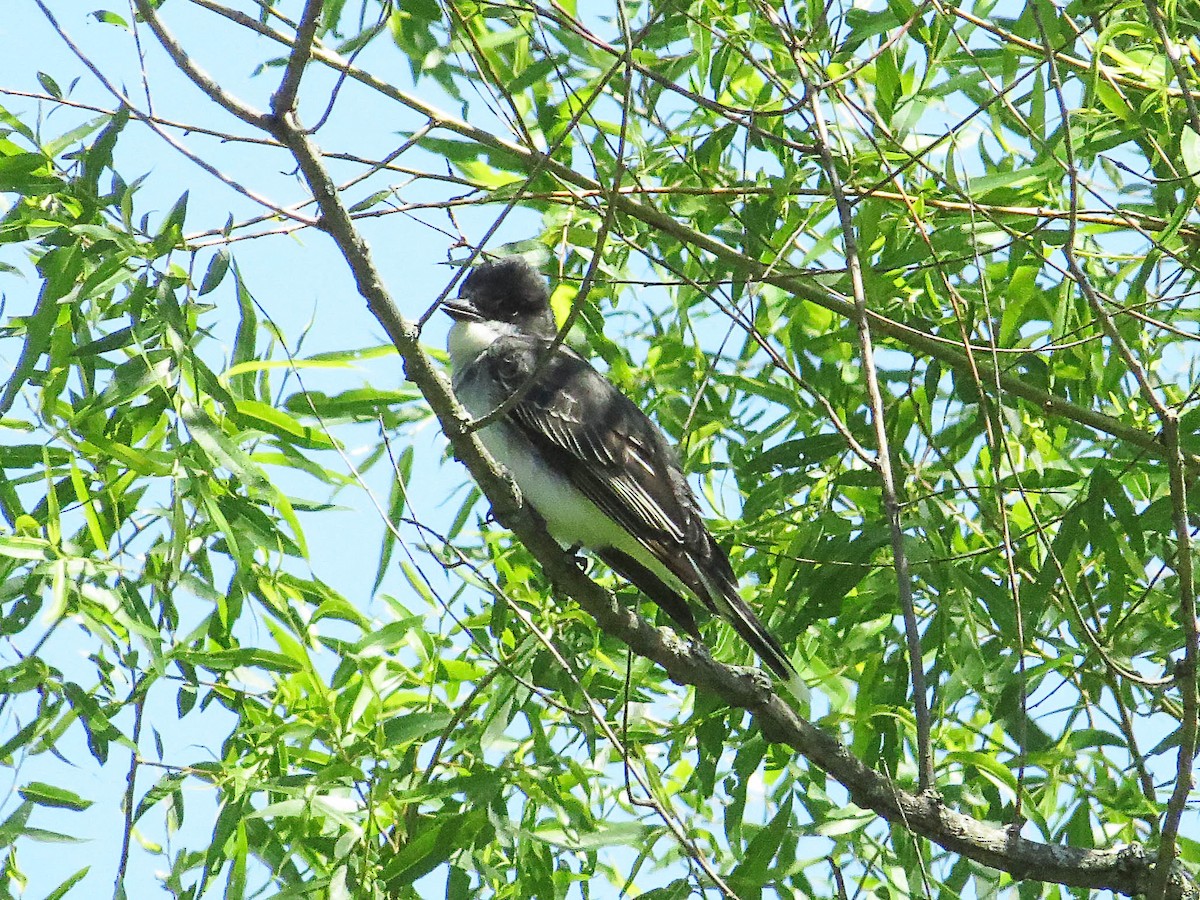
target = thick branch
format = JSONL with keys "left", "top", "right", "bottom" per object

{"left": 270, "top": 0, "right": 322, "bottom": 116}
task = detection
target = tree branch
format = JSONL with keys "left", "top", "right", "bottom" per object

{"left": 132, "top": 0, "right": 269, "bottom": 129}
{"left": 270, "top": 0, "right": 322, "bottom": 117}
{"left": 806, "top": 79, "right": 934, "bottom": 791}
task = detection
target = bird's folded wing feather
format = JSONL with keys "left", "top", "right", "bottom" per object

{"left": 486, "top": 336, "right": 706, "bottom": 553}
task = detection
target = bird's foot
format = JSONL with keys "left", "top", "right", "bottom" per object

{"left": 566, "top": 543, "right": 588, "bottom": 572}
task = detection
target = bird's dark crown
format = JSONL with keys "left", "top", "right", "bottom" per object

{"left": 459, "top": 256, "right": 552, "bottom": 325}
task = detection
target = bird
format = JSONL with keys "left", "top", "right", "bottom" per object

{"left": 442, "top": 255, "right": 794, "bottom": 679}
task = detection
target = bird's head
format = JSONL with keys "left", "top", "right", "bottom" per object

{"left": 442, "top": 256, "right": 556, "bottom": 339}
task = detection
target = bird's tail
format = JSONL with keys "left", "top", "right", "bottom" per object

{"left": 692, "top": 562, "right": 795, "bottom": 679}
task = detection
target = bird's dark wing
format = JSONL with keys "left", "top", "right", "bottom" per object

{"left": 485, "top": 335, "right": 707, "bottom": 559}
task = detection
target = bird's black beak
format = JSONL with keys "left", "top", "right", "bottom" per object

{"left": 441, "top": 296, "right": 482, "bottom": 322}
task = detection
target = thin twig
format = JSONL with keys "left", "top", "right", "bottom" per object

{"left": 114, "top": 686, "right": 146, "bottom": 897}
{"left": 131, "top": 0, "right": 269, "bottom": 128}
{"left": 806, "top": 79, "right": 935, "bottom": 791}
{"left": 1108, "top": 674, "right": 1160, "bottom": 826}
{"left": 126, "top": 0, "right": 153, "bottom": 113}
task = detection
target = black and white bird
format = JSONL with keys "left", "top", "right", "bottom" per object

{"left": 443, "top": 256, "right": 794, "bottom": 679}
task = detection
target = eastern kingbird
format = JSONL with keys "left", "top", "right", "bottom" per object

{"left": 443, "top": 256, "right": 794, "bottom": 679}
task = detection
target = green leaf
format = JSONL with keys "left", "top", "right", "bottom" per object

{"left": 175, "top": 648, "right": 303, "bottom": 674}
{"left": 532, "top": 820, "right": 652, "bottom": 851}
{"left": 946, "top": 750, "right": 1019, "bottom": 795}
{"left": 72, "top": 325, "right": 137, "bottom": 357}
{"left": 18, "top": 782, "right": 92, "bottom": 811}
{"left": 380, "top": 813, "right": 474, "bottom": 888}
{"left": 0, "top": 536, "right": 52, "bottom": 561}
{"left": 0, "top": 245, "right": 76, "bottom": 415}
{"left": 37, "top": 72, "right": 63, "bottom": 100}
{"left": 230, "top": 264, "right": 258, "bottom": 398}
{"left": 731, "top": 795, "right": 792, "bottom": 882}
{"left": 44, "top": 866, "right": 90, "bottom": 900}
{"left": 234, "top": 398, "right": 336, "bottom": 449}
{"left": 199, "top": 249, "right": 231, "bottom": 295}
{"left": 1182, "top": 128, "right": 1200, "bottom": 189}
{"left": 90, "top": 10, "right": 130, "bottom": 27}
{"left": 151, "top": 191, "right": 188, "bottom": 253}
{"left": 744, "top": 434, "right": 847, "bottom": 472}
{"left": 374, "top": 446, "right": 414, "bottom": 594}
{"left": 68, "top": 456, "right": 108, "bottom": 552}
{"left": 82, "top": 352, "right": 174, "bottom": 412}
{"left": 381, "top": 710, "right": 453, "bottom": 745}
{"left": 133, "top": 772, "right": 190, "bottom": 824}
{"left": 1067, "top": 728, "right": 1125, "bottom": 750}
{"left": 183, "top": 407, "right": 267, "bottom": 488}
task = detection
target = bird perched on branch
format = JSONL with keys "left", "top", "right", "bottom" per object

{"left": 442, "top": 255, "right": 794, "bottom": 679}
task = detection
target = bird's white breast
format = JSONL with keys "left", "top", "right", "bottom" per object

{"left": 447, "top": 319, "right": 504, "bottom": 371}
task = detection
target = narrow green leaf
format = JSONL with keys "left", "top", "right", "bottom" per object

{"left": 381, "top": 710, "right": 453, "bottom": 745}
{"left": 175, "top": 648, "right": 303, "bottom": 674}
{"left": 233, "top": 399, "right": 336, "bottom": 449}
{"left": 0, "top": 536, "right": 51, "bottom": 561}
{"left": 0, "top": 249, "right": 74, "bottom": 416}
{"left": 133, "top": 772, "right": 190, "bottom": 824}
{"left": 230, "top": 265, "right": 258, "bottom": 399}
{"left": 72, "top": 325, "right": 137, "bottom": 357}
{"left": 1182, "top": 128, "right": 1200, "bottom": 189}
{"left": 90, "top": 9, "right": 130, "bottom": 27}
{"left": 373, "top": 446, "right": 413, "bottom": 594}
{"left": 44, "top": 866, "right": 90, "bottom": 900}
{"left": 37, "top": 72, "right": 63, "bottom": 99}
{"left": 18, "top": 782, "right": 92, "bottom": 812}
{"left": 68, "top": 457, "right": 108, "bottom": 553}
{"left": 732, "top": 795, "right": 792, "bottom": 881}
{"left": 199, "top": 249, "right": 231, "bottom": 296}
